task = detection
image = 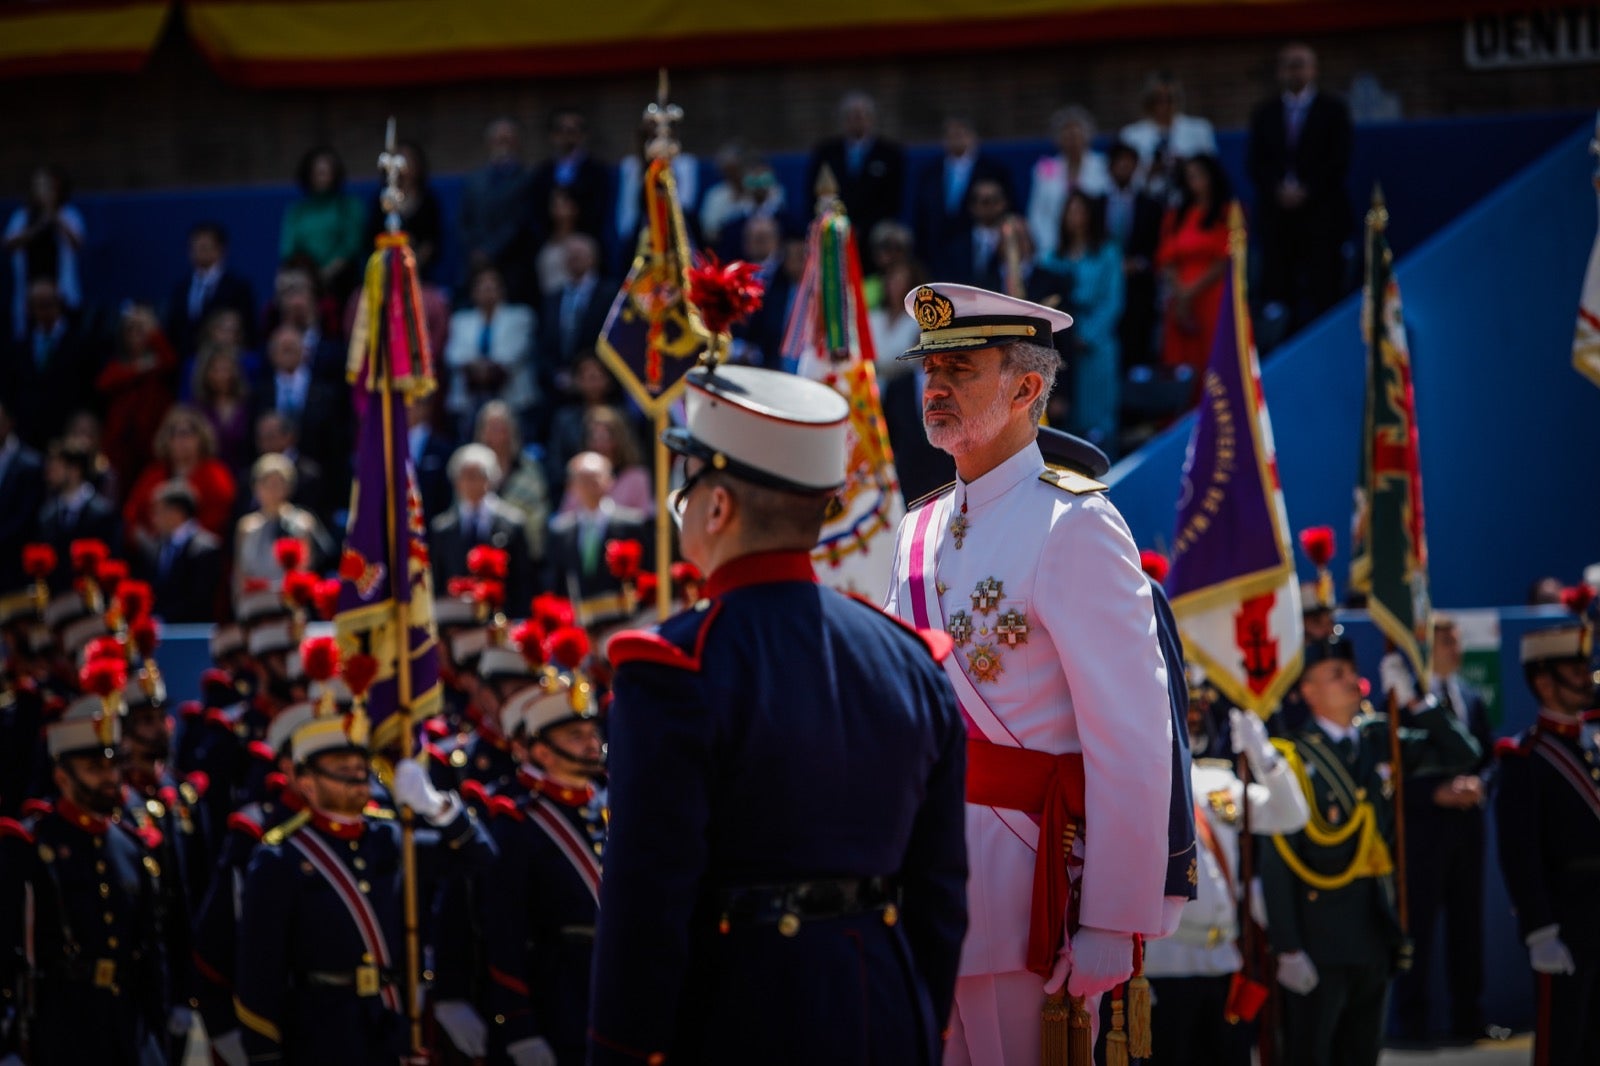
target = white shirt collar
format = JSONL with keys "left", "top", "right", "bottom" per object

{"left": 63, "top": 481, "right": 95, "bottom": 509}
{"left": 195, "top": 262, "right": 224, "bottom": 285}
{"left": 960, "top": 438, "right": 1045, "bottom": 513}
{"left": 1312, "top": 714, "right": 1359, "bottom": 745}
{"left": 1283, "top": 87, "right": 1317, "bottom": 109}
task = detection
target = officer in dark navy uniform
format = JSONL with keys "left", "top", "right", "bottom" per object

{"left": 1494, "top": 619, "right": 1600, "bottom": 1066}
{"left": 483, "top": 669, "right": 606, "bottom": 1066}
{"left": 233, "top": 683, "right": 497, "bottom": 1065}
{"left": 589, "top": 364, "right": 969, "bottom": 1065}
{"left": 0, "top": 691, "right": 170, "bottom": 1065}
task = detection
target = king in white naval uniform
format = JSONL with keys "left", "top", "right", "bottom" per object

{"left": 884, "top": 282, "right": 1177, "bottom": 1066}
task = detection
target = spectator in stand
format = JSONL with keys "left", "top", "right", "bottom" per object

{"left": 865, "top": 234, "right": 925, "bottom": 384}
{"left": 164, "top": 221, "right": 258, "bottom": 362}
{"left": 699, "top": 142, "right": 748, "bottom": 248}
{"left": 186, "top": 307, "right": 261, "bottom": 398}
{"left": 1043, "top": 191, "right": 1124, "bottom": 452}
{"left": 460, "top": 117, "right": 535, "bottom": 304}
{"left": 267, "top": 265, "right": 344, "bottom": 378}
{"left": 1104, "top": 142, "right": 1166, "bottom": 370}
{"left": 1526, "top": 576, "right": 1565, "bottom": 606}
{"left": 911, "top": 116, "right": 1014, "bottom": 268}
{"left": 1247, "top": 42, "right": 1353, "bottom": 335}
{"left": 0, "top": 400, "right": 44, "bottom": 592}
{"left": 96, "top": 304, "right": 179, "bottom": 493}
{"left": 133, "top": 480, "right": 224, "bottom": 624}
{"left": 0, "top": 276, "right": 99, "bottom": 450}
{"left": 862, "top": 220, "right": 916, "bottom": 310}
{"left": 233, "top": 452, "right": 335, "bottom": 599}
{"left": 806, "top": 93, "right": 906, "bottom": 255}
{"left": 1119, "top": 73, "right": 1218, "bottom": 202}
{"left": 123, "top": 405, "right": 238, "bottom": 555}
{"left": 616, "top": 113, "right": 699, "bottom": 255}
{"left": 255, "top": 410, "right": 331, "bottom": 528}
{"left": 544, "top": 350, "right": 618, "bottom": 503}
{"left": 280, "top": 146, "right": 366, "bottom": 305}
{"left": 407, "top": 389, "right": 456, "bottom": 527}
{"left": 535, "top": 187, "right": 583, "bottom": 299}
{"left": 4, "top": 166, "right": 84, "bottom": 338}
{"left": 38, "top": 437, "right": 119, "bottom": 582}
{"left": 1027, "top": 106, "right": 1110, "bottom": 260}
{"left": 545, "top": 450, "right": 650, "bottom": 627}
{"left": 190, "top": 341, "right": 254, "bottom": 479}
{"left": 360, "top": 139, "right": 442, "bottom": 278}
{"left": 429, "top": 443, "right": 534, "bottom": 609}
{"left": 444, "top": 265, "right": 538, "bottom": 440}
{"left": 252, "top": 325, "right": 352, "bottom": 513}
{"left": 474, "top": 400, "right": 551, "bottom": 564}
{"left": 712, "top": 154, "right": 788, "bottom": 263}
{"left": 1157, "top": 154, "right": 1234, "bottom": 392}
{"left": 62, "top": 410, "right": 119, "bottom": 502}
{"left": 936, "top": 177, "right": 1011, "bottom": 286}
{"left": 529, "top": 108, "right": 608, "bottom": 254}
{"left": 729, "top": 214, "right": 787, "bottom": 369}
{"left": 558, "top": 405, "right": 652, "bottom": 517}
{"left": 539, "top": 234, "right": 612, "bottom": 397}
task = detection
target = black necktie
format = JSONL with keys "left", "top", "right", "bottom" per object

{"left": 1334, "top": 736, "right": 1357, "bottom": 766}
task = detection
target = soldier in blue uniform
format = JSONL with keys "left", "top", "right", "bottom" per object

{"left": 589, "top": 364, "right": 969, "bottom": 1065}
{"left": 0, "top": 693, "right": 171, "bottom": 1065}
{"left": 483, "top": 669, "right": 606, "bottom": 1066}
{"left": 233, "top": 690, "right": 496, "bottom": 1065}
{"left": 1494, "top": 620, "right": 1600, "bottom": 1066}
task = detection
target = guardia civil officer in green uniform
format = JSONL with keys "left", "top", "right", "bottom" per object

{"left": 1258, "top": 635, "right": 1480, "bottom": 1066}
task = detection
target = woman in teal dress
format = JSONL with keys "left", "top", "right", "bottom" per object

{"left": 1042, "top": 189, "right": 1125, "bottom": 454}
{"left": 279, "top": 145, "right": 366, "bottom": 302}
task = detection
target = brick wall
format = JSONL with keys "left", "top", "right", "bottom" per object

{"left": 3, "top": 15, "right": 1592, "bottom": 194}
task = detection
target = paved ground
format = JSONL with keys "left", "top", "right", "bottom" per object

{"left": 1381, "top": 1034, "right": 1530, "bottom": 1065}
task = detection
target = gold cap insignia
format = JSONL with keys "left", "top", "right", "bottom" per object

{"left": 913, "top": 287, "right": 955, "bottom": 331}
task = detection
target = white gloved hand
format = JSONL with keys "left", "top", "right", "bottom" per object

{"left": 1527, "top": 924, "right": 1577, "bottom": 975}
{"left": 1276, "top": 950, "right": 1319, "bottom": 995}
{"left": 1229, "top": 708, "right": 1279, "bottom": 774}
{"left": 433, "top": 998, "right": 488, "bottom": 1057}
{"left": 209, "top": 1029, "right": 248, "bottom": 1066}
{"left": 393, "top": 758, "right": 453, "bottom": 823}
{"left": 1379, "top": 652, "right": 1418, "bottom": 708}
{"left": 168, "top": 1004, "right": 193, "bottom": 1036}
{"left": 1063, "top": 926, "right": 1135, "bottom": 999}
{"left": 507, "top": 1035, "right": 559, "bottom": 1066}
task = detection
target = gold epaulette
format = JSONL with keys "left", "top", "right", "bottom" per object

{"left": 367, "top": 807, "right": 396, "bottom": 820}
{"left": 262, "top": 809, "right": 310, "bottom": 846}
{"left": 1039, "top": 466, "right": 1106, "bottom": 495}
{"left": 906, "top": 481, "right": 955, "bottom": 511}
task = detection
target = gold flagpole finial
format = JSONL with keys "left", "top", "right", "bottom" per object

{"left": 644, "top": 69, "right": 683, "bottom": 162}
{"left": 813, "top": 162, "right": 840, "bottom": 217}
{"left": 1365, "top": 182, "right": 1389, "bottom": 233}
{"left": 378, "top": 116, "right": 407, "bottom": 234}
{"left": 1226, "top": 200, "right": 1247, "bottom": 258}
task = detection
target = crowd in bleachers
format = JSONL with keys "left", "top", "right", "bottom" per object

{"left": 0, "top": 43, "right": 1354, "bottom": 622}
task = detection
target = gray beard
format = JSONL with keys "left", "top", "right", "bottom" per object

{"left": 923, "top": 387, "right": 1014, "bottom": 456}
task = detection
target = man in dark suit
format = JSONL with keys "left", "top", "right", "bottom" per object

{"left": 460, "top": 117, "right": 535, "bottom": 303}
{"left": 539, "top": 234, "right": 614, "bottom": 395}
{"left": 806, "top": 93, "right": 906, "bottom": 255}
{"left": 528, "top": 108, "right": 610, "bottom": 256}
{"left": 0, "top": 400, "right": 44, "bottom": 593}
{"left": 910, "top": 117, "right": 1015, "bottom": 268}
{"left": 429, "top": 443, "right": 534, "bottom": 611}
{"left": 406, "top": 390, "right": 458, "bottom": 527}
{"left": 253, "top": 325, "right": 352, "bottom": 522}
{"left": 1104, "top": 142, "right": 1166, "bottom": 369}
{"left": 544, "top": 451, "right": 649, "bottom": 628}
{"left": 37, "top": 438, "right": 119, "bottom": 585}
{"left": 729, "top": 215, "right": 791, "bottom": 370}
{"left": 1392, "top": 614, "right": 1497, "bottom": 1045}
{"left": 164, "top": 222, "right": 258, "bottom": 360}
{"left": 1247, "top": 42, "right": 1353, "bottom": 334}
{"left": 934, "top": 178, "right": 1010, "bottom": 287}
{"left": 0, "top": 277, "right": 99, "bottom": 451}
{"left": 136, "top": 480, "right": 224, "bottom": 623}
{"left": 254, "top": 410, "right": 332, "bottom": 529}
{"left": 881, "top": 367, "right": 953, "bottom": 506}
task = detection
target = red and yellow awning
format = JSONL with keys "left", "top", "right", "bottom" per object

{"left": 0, "top": 0, "right": 173, "bottom": 78}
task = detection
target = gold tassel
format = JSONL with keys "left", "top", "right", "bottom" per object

{"left": 1127, "top": 976, "right": 1152, "bottom": 1058}
{"left": 1106, "top": 992, "right": 1129, "bottom": 1066}
{"left": 1041, "top": 990, "right": 1070, "bottom": 1066}
{"left": 1068, "top": 994, "right": 1092, "bottom": 1066}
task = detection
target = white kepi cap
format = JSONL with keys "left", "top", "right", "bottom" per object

{"left": 898, "top": 282, "right": 1073, "bottom": 360}
{"left": 662, "top": 364, "right": 850, "bottom": 494}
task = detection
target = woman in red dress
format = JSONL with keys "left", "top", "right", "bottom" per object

{"left": 122, "top": 404, "right": 238, "bottom": 556}
{"left": 96, "top": 305, "right": 178, "bottom": 493}
{"left": 1155, "top": 154, "right": 1235, "bottom": 390}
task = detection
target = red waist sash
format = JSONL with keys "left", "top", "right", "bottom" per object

{"left": 966, "top": 739, "right": 1086, "bottom": 977}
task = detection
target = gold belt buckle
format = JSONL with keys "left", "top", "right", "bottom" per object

{"left": 355, "top": 964, "right": 380, "bottom": 997}
{"left": 1206, "top": 925, "right": 1224, "bottom": 948}
{"left": 94, "top": 958, "right": 116, "bottom": 988}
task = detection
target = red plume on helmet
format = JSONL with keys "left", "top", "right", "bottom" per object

{"left": 510, "top": 620, "right": 546, "bottom": 666}
{"left": 83, "top": 635, "right": 127, "bottom": 666}
{"left": 23, "top": 543, "right": 57, "bottom": 579}
{"left": 635, "top": 571, "right": 659, "bottom": 605}
{"left": 282, "top": 570, "right": 320, "bottom": 610}
{"left": 605, "top": 540, "right": 643, "bottom": 582}
{"left": 80, "top": 656, "right": 128, "bottom": 698}
{"left": 1297, "top": 527, "right": 1335, "bottom": 568}
{"left": 313, "top": 579, "right": 342, "bottom": 621}
{"left": 1138, "top": 550, "right": 1170, "bottom": 585}
{"left": 531, "top": 594, "right": 575, "bottom": 632}
{"left": 686, "top": 253, "right": 766, "bottom": 337}
{"left": 70, "top": 539, "right": 110, "bottom": 576}
{"left": 301, "top": 636, "right": 342, "bottom": 683}
{"left": 117, "top": 580, "right": 154, "bottom": 625}
{"left": 96, "top": 558, "right": 129, "bottom": 597}
{"left": 342, "top": 653, "right": 379, "bottom": 699}
{"left": 1561, "top": 584, "right": 1597, "bottom": 617}
{"left": 130, "top": 617, "right": 161, "bottom": 659}
{"left": 669, "top": 561, "right": 703, "bottom": 589}
{"left": 467, "top": 546, "right": 509, "bottom": 581}
{"left": 545, "top": 625, "right": 591, "bottom": 671}
{"left": 274, "top": 537, "right": 307, "bottom": 573}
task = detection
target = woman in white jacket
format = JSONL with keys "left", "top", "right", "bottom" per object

{"left": 1026, "top": 105, "right": 1110, "bottom": 259}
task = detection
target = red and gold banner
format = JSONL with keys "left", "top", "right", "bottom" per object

{"left": 0, "top": 1, "right": 172, "bottom": 79}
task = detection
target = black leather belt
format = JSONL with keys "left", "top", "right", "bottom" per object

{"left": 711, "top": 876, "right": 900, "bottom": 934}
{"left": 299, "top": 966, "right": 395, "bottom": 996}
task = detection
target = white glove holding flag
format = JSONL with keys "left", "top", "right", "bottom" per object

{"left": 507, "top": 1036, "right": 559, "bottom": 1066}
{"left": 393, "top": 758, "right": 458, "bottom": 824}
{"left": 1276, "top": 951, "right": 1320, "bottom": 995}
{"left": 433, "top": 999, "right": 488, "bottom": 1057}
{"left": 1379, "top": 652, "right": 1418, "bottom": 709}
{"left": 1046, "top": 926, "right": 1134, "bottom": 999}
{"left": 1527, "top": 925, "right": 1577, "bottom": 975}
{"left": 1229, "top": 708, "right": 1279, "bottom": 776}
{"left": 209, "top": 1029, "right": 248, "bottom": 1066}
